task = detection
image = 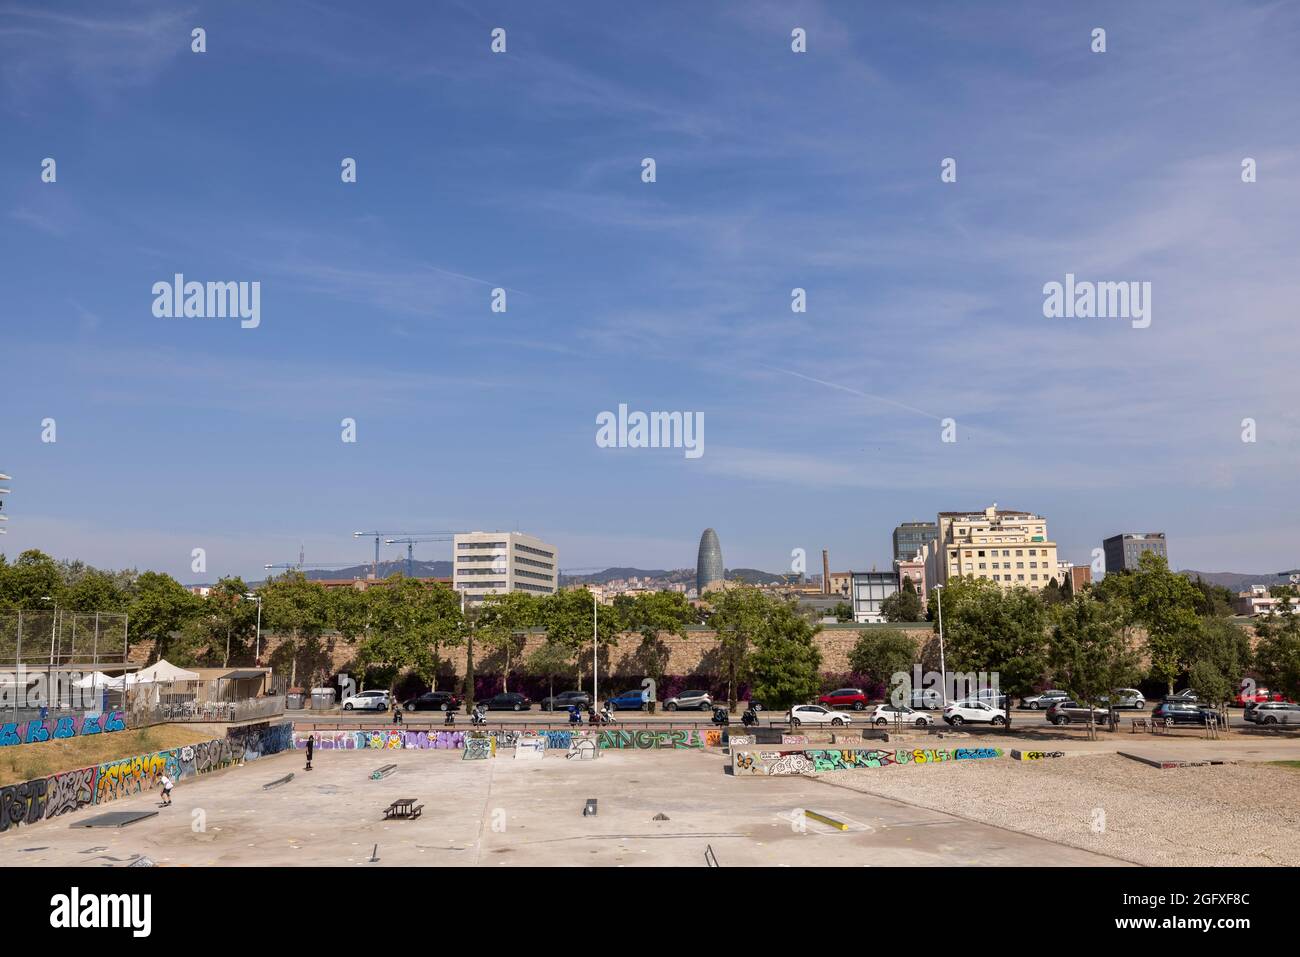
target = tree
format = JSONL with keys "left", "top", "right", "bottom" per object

{"left": 1186, "top": 616, "right": 1251, "bottom": 718}
{"left": 522, "top": 639, "right": 578, "bottom": 707}
{"left": 205, "top": 577, "right": 259, "bottom": 667}
{"left": 830, "top": 600, "right": 855, "bottom": 623}
{"left": 1119, "top": 553, "right": 1202, "bottom": 693}
{"left": 1252, "top": 590, "right": 1300, "bottom": 703}
{"left": 1047, "top": 595, "right": 1138, "bottom": 739}
{"left": 0, "top": 549, "right": 65, "bottom": 609}
{"left": 927, "top": 577, "right": 1048, "bottom": 722}
{"left": 748, "top": 597, "right": 823, "bottom": 709}
{"left": 357, "top": 577, "right": 463, "bottom": 694}
{"left": 476, "top": 591, "right": 539, "bottom": 693}
{"left": 702, "top": 586, "right": 770, "bottom": 710}
{"left": 260, "top": 572, "right": 330, "bottom": 689}
{"left": 1039, "top": 578, "right": 1065, "bottom": 606}
{"left": 620, "top": 590, "right": 699, "bottom": 704}
{"left": 537, "top": 588, "right": 619, "bottom": 699}
{"left": 847, "top": 629, "right": 918, "bottom": 699}
{"left": 126, "top": 571, "right": 203, "bottom": 662}
{"left": 881, "top": 578, "right": 923, "bottom": 622}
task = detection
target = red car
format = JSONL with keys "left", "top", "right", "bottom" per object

{"left": 818, "top": 688, "right": 870, "bottom": 711}
{"left": 1236, "top": 687, "right": 1289, "bottom": 706}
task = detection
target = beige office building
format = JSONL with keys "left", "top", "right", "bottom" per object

{"left": 453, "top": 531, "right": 558, "bottom": 604}
{"left": 934, "top": 505, "right": 1060, "bottom": 592}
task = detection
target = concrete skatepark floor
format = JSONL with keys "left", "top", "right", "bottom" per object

{"left": 0, "top": 748, "right": 1122, "bottom": 867}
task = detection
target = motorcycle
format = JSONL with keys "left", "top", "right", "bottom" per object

{"left": 711, "top": 706, "right": 730, "bottom": 727}
{"left": 470, "top": 706, "right": 487, "bottom": 727}
{"left": 598, "top": 706, "right": 617, "bottom": 726}
{"left": 568, "top": 706, "right": 583, "bottom": 726}
{"left": 741, "top": 707, "right": 758, "bottom": 728}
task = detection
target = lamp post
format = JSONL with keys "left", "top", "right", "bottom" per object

{"left": 592, "top": 590, "right": 598, "bottom": 710}
{"left": 934, "top": 584, "right": 948, "bottom": 708}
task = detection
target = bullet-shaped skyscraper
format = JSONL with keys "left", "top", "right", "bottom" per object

{"left": 696, "top": 528, "right": 724, "bottom": 594}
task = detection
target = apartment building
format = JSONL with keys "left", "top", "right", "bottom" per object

{"left": 452, "top": 531, "right": 558, "bottom": 604}
{"left": 1102, "top": 532, "right": 1167, "bottom": 574}
{"left": 935, "top": 504, "right": 1060, "bottom": 592}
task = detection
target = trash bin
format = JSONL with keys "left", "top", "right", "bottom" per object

{"left": 310, "top": 687, "right": 336, "bottom": 710}
{"left": 286, "top": 692, "right": 305, "bottom": 710}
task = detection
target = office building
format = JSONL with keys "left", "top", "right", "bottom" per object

{"left": 696, "top": 528, "right": 724, "bottom": 594}
{"left": 1102, "top": 532, "right": 1167, "bottom": 574}
{"left": 892, "top": 521, "right": 937, "bottom": 563}
{"left": 453, "top": 531, "right": 557, "bottom": 603}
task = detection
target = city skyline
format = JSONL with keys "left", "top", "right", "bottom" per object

{"left": 3, "top": 1, "right": 1299, "bottom": 581}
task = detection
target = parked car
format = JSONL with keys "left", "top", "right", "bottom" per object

{"left": 1046, "top": 700, "right": 1114, "bottom": 726}
{"left": 943, "top": 699, "right": 1008, "bottom": 726}
{"left": 868, "top": 703, "right": 934, "bottom": 728}
{"left": 788, "top": 704, "right": 851, "bottom": 727}
{"left": 605, "top": 689, "right": 648, "bottom": 711}
{"left": 1243, "top": 701, "right": 1300, "bottom": 725}
{"left": 1098, "top": 688, "right": 1145, "bottom": 710}
{"left": 479, "top": 692, "right": 532, "bottom": 712}
{"left": 402, "top": 691, "right": 462, "bottom": 712}
{"left": 540, "top": 690, "right": 590, "bottom": 711}
{"left": 818, "top": 688, "right": 870, "bottom": 711}
{"left": 1165, "top": 689, "right": 1201, "bottom": 703}
{"left": 1152, "top": 701, "right": 1219, "bottom": 725}
{"left": 1022, "top": 690, "right": 1070, "bottom": 710}
{"left": 909, "top": 688, "right": 944, "bottom": 710}
{"left": 342, "top": 689, "right": 389, "bottom": 712}
{"left": 1235, "top": 687, "right": 1287, "bottom": 706}
{"left": 663, "top": 690, "right": 712, "bottom": 711}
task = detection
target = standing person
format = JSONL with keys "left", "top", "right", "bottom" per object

{"left": 304, "top": 733, "right": 314, "bottom": 771}
{"left": 160, "top": 772, "right": 174, "bottom": 806}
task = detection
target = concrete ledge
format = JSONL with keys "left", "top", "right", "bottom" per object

{"left": 1118, "top": 751, "right": 1228, "bottom": 769}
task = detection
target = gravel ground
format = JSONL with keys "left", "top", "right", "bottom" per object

{"left": 812, "top": 754, "right": 1300, "bottom": 866}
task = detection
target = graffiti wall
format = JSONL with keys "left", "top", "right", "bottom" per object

{"left": 0, "top": 711, "right": 126, "bottom": 748}
{"left": 596, "top": 729, "right": 708, "bottom": 750}
{"left": 0, "top": 720, "right": 293, "bottom": 834}
{"left": 732, "top": 746, "right": 1005, "bottom": 776}
{"left": 292, "top": 728, "right": 589, "bottom": 752}
{"left": 462, "top": 734, "right": 494, "bottom": 760}
{"left": 1010, "top": 749, "right": 1065, "bottom": 760}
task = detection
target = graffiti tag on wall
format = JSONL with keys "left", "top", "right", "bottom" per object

{"left": 731, "top": 746, "right": 1005, "bottom": 776}
{"left": 0, "top": 711, "right": 126, "bottom": 748}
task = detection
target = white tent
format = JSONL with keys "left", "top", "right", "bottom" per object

{"left": 72, "top": 671, "right": 125, "bottom": 690}
{"left": 129, "top": 659, "right": 200, "bottom": 684}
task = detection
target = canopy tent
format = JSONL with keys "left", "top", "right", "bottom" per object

{"left": 72, "top": 671, "right": 125, "bottom": 690}
{"left": 129, "top": 659, "right": 200, "bottom": 684}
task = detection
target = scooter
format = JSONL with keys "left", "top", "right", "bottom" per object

{"left": 568, "top": 706, "right": 583, "bottom": 726}
{"left": 470, "top": 706, "right": 487, "bottom": 727}
{"left": 741, "top": 707, "right": 758, "bottom": 728}
{"left": 711, "top": 706, "right": 730, "bottom": 727}
{"left": 598, "top": 706, "right": 617, "bottom": 726}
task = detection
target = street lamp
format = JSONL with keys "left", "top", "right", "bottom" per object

{"left": 934, "top": 584, "right": 948, "bottom": 708}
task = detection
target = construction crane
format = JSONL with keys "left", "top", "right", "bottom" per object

{"left": 353, "top": 530, "right": 463, "bottom": 579}
{"left": 384, "top": 535, "right": 457, "bottom": 578}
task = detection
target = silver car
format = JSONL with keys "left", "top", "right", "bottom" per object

{"left": 1022, "top": 690, "right": 1069, "bottom": 710}
{"left": 1246, "top": 701, "right": 1300, "bottom": 725}
{"left": 1099, "top": 688, "right": 1145, "bottom": 709}
{"left": 663, "top": 689, "right": 712, "bottom": 711}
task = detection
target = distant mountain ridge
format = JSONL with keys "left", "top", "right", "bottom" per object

{"left": 1178, "top": 569, "right": 1298, "bottom": 592}
{"left": 255, "top": 562, "right": 788, "bottom": 586}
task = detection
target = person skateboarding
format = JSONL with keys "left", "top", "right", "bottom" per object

{"left": 304, "top": 734, "right": 314, "bottom": 771}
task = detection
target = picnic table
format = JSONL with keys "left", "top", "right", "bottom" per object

{"left": 383, "top": 798, "right": 423, "bottom": 820}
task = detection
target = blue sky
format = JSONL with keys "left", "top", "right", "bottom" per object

{"left": 2, "top": 0, "right": 1299, "bottom": 582}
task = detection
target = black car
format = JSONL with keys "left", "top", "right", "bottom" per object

{"left": 403, "top": 691, "right": 462, "bottom": 712}
{"left": 479, "top": 692, "right": 532, "bottom": 712}
{"left": 1152, "top": 701, "right": 1219, "bottom": 725}
{"left": 540, "top": 690, "right": 590, "bottom": 711}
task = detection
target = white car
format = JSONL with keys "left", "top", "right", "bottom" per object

{"left": 788, "top": 704, "right": 852, "bottom": 727}
{"left": 869, "top": 704, "right": 935, "bottom": 728}
{"left": 342, "top": 690, "right": 389, "bottom": 711}
{"left": 943, "top": 699, "right": 1008, "bottom": 727}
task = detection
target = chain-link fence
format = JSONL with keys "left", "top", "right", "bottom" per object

{"left": 0, "top": 610, "right": 128, "bottom": 668}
